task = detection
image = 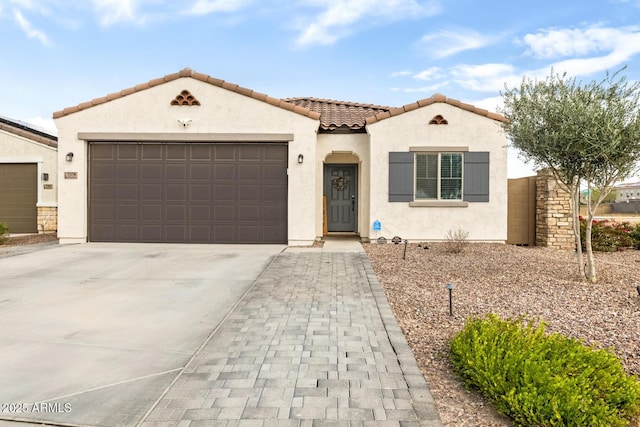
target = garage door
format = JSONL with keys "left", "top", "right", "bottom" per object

{"left": 89, "top": 143, "right": 288, "bottom": 243}
{"left": 0, "top": 163, "right": 37, "bottom": 233}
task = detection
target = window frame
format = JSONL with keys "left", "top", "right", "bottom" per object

{"left": 414, "top": 151, "right": 464, "bottom": 201}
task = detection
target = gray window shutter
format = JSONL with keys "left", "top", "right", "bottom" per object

{"left": 464, "top": 152, "right": 490, "bottom": 202}
{"left": 389, "top": 152, "right": 414, "bottom": 202}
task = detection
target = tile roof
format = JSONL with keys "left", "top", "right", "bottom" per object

{"left": 0, "top": 115, "right": 58, "bottom": 148}
{"left": 282, "top": 97, "right": 391, "bottom": 131}
{"left": 365, "top": 93, "right": 507, "bottom": 124}
{"left": 52, "top": 69, "right": 505, "bottom": 130}
{"left": 52, "top": 68, "right": 322, "bottom": 121}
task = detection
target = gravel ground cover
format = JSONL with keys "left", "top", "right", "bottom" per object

{"left": 1, "top": 233, "right": 58, "bottom": 246}
{"left": 364, "top": 242, "right": 640, "bottom": 426}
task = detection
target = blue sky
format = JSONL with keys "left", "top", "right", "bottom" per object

{"left": 2, "top": 0, "right": 640, "bottom": 178}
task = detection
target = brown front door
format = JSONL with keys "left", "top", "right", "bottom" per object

{"left": 324, "top": 164, "right": 357, "bottom": 232}
{"left": 0, "top": 163, "right": 37, "bottom": 233}
{"left": 89, "top": 143, "right": 288, "bottom": 243}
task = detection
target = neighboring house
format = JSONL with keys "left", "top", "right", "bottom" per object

{"left": 53, "top": 68, "right": 507, "bottom": 245}
{"left": 0, "top": 116, "right": 57, "bottom": 234}
{"left": 614, "top": 182, "right": 640, "bottom": 202}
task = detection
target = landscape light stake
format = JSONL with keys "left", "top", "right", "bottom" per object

{"left": 403, "top": 240, "right": 408, "bottom": 259}
{"left": 446, "top": 284, "right": 455, "bottom": 316}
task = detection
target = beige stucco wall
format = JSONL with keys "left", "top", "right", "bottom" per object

{"left": 316, "top": 133, "right": 370, "bottom": 239}
{"left": 54, "top": 77, "right": 320, "bottom": 245}
{"left": 0, "top": 128, "right": 57, "bottom": 208}
{"left": 367, "top": 103, "right": 508, "bottom": 242}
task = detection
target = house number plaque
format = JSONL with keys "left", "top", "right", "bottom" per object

{"left": 64, "top": 172, "right": 78, "bottom": 179}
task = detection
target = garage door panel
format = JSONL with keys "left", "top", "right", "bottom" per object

{"left": 116, "top": 184, "right": 138, "bottom": 200}
{"left": 117, "top": 164, "right": 138, "bottom": 180}
{"left": 117, "top": 225, "right": 138, "bottom": 241}
{"left": 190, "top": 205, "right": 211, "bottom": 221}
{"left": 215, "top": 164, "right": 236, "bottom": 180}
{"left": 238, "top": 185, "right": 260, "bottom": 202}
{"left": 91, "top": 145, "right": 115, "bottom": 160}
{"left": 117, "top": 145, "right": 138, "bottom": 160}
{"left": 91, "top": 204, "right": 115, "bottom": 220}
{"left": 264, "top": 145, "right": 287, "bottom": 160}
{"left": 166, "top": 205, "right": 187, "bottom": 221}
{"left": 141, "top": 206, "right": 162, "bottom": 221}
{"left": 238, "top": 164, "right": 261, "bottom": 180}
{"left": 167, "top": 145, "right": 187, "bottom": 160}
{"left": 141, "top": 226, "right": 162, "bottom": 241}
{"left": 89, "top": 143, "right": 287, "bottom": 243}
{"left": 117, "top": 205, "right": 138, "bottom": 221}
{"left": 215, "top": 205, "right": 235, "bottom": 221}
{"left": 0, "top": 163, "right": 37, "bottom": 233}
{"left": 142, "top": 164, "right": 163, "bottom": 180}
{"left": 214, "top": 145, "right": 236, "bottom": 160}
{"left": 166, "top": 164, "right": 187, "bottom": 180}
{"left": 190, "top": 145, "right": 212, "bottom": 160}
{"left": 141, "top": 184, "right": 162, "bottom": 201}
{"left": 239, "top": 145, "right": 261, "bottom": 160}
{"left": 166, "top": 225, "right": 187, "bottom": 241}
{"left": 142, "top": 145, "right": 163, "bottom": 160}
{"left": 166, "top": 184, "right": 187, "bottom": 201}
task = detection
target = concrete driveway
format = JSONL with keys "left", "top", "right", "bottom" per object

{"left": 0, "top": 243, "right": 284, "bottom": 427}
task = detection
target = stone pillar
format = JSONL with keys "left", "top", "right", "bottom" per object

{"left": 37, "top": 206, "right": 58, "bottom": 234}
{"left": 535, "top": 170, "right": 574, "bottom": 250}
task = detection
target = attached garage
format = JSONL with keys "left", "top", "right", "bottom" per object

{"left": 0, "top": 163, "right": 38, "bottom": 233}
{"left": 89, "top": 142, "right": 288, "bottom": 243}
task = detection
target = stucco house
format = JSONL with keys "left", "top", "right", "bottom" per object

{"left": 53, "top": 68, "right": 507, "bottom": 245}
{"left": 0, "top": 116, "right": 57, "bottom": 234}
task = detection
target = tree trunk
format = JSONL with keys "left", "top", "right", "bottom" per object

{"left": 571, "top": 185, "right": 586, "bottom": 280}
{"left": 584, "top": 187, "right": 597, "bottom": 283}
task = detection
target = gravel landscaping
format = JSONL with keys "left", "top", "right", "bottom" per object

{"left": 364, "top": 242, "right": 640, "bottom": 427}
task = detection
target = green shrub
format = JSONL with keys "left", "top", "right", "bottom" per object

{"left": 629, "top": 223, "right": 640, "bottom": 250}
{"left": 0, "top": 222, "right": 8, "bottom": 244}
{"left": 579, "top": 218, "right": 636, "bottom": 252}
{"left": 450, "top": 314, "right": 640, "bottom": 426}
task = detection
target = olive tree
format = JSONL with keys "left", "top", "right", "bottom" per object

{"left": 501, "top": 68, "right": 640, "bottom": 282}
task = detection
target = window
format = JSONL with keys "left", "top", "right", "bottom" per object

{"left": 415, "top": 153, "right": 462, "bottom": 200}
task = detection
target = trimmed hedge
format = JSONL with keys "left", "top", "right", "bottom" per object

{"left": 450, "top": 314, "right": 640, "bottom": 426}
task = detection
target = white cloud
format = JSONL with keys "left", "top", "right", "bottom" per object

{"left": 418, "top": 28, "right": 497, "bottom": 58}
{"left": 295, "top": 0, "right": 441, "bottom": 47}
{"left": 413, "top": 66, "right": 444, "bottom": 81}
{"left": 186, "top": 0, "right": 250, "bottom": 15}
{"left": 522, "top": 25, "right": 640, "bottom": 78}
{"left": 450, "top": 63, "right": 520, "bottom": 92}
{"left": 523, "top": 26, "right": 634, "bottom": 59}
{"left": 13, "top": 9, "right": 51, "bottom": 46}
{"left": 92, "top": 0, "right": 146, "bottom": 26}
{"left": 391, "top": 70, "right": 413, "bottom": 78}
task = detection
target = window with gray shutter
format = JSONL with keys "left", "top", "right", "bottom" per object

{"left": 463, "top": 152, "right": 490, "bottom": 202}
{"left": 388, "top": 152, "right": 414, "bottom": 202}
{"left": 388, "top": 151, "right": 490, "bottom": 203}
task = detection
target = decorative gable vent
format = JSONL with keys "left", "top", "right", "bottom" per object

{"left": 429, "top": 114, "right": 448, "bottom": 125}
{"left": 171, "top": 90, "right": 201, "bottom": 106}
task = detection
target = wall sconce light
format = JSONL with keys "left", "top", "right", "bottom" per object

{"left": 297, "top": 154, "right": 304, "bottom": 164}
{"left": 65, "top": 152, "right": 74, "bottom": 162}
{"left": 41, "top": 173, "right": 49, "bottom": 181}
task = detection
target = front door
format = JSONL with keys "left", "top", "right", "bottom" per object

{"left": 324, "top": 164, "right": 357, "bottom": 232}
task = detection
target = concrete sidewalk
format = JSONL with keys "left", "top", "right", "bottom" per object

{"left": 140, "top": 245, "right": 443, "bottom": 426}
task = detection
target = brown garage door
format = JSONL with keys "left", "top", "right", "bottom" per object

{"left": 0, "top": 163, "right": 37, "bottom": 233}
{"left": 89, "top": 143, "right": 288, "bottom": 243}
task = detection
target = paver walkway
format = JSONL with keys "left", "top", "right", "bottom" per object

{"left": 140, "top": 243, "right": 442, "bottom": 426}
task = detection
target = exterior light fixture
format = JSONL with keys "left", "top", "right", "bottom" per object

{"left": 41, "top": 173, "right": 49, "bottom": 181}
{"left": 446, "top": 283, "right": 455, "bottom": 316}
{"left": 297, "top": 154, "right": 304, "bottom": 164}
{"left": 65, "top": 152, "right": 74, "bottom": 162}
